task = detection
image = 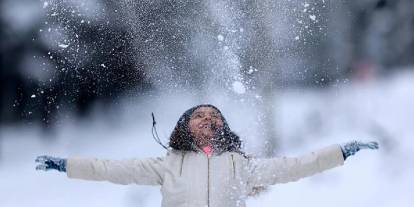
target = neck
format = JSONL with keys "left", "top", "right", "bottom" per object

{"left": 194, "top": 136, "right": 212, "bottom": 148}
{"left": 201, "top": 144, "right": 212, "bottom": 156}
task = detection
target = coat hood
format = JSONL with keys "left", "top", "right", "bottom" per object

{"left": 169, "top": 104, "right": 243, "bottom": 154}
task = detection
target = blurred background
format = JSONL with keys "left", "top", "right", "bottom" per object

{"left": 1, "top": 0, "right": 413, "bottom": 206}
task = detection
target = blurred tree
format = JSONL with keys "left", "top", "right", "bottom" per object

{"left": 331, "top": 0, "right": 414, "bottom": 76}
{"left": 0, "top": 0, "right": 151, "bottom": 127}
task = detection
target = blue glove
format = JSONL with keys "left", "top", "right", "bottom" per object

{"left": 35, "top": 155, "right": 67, "bottom": 172}
{"left": 340, "top": 140, "right": 379, "bottom": 160}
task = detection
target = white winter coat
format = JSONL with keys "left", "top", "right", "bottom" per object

{"left": 67, "top": 144, "right": 344, "bottom": 207}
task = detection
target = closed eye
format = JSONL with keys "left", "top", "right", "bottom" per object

{"left": 193, "top": 113, "right": 204, "bottom": 118}
{"left": 212, "top": 114, "right": 220, "bottom": 118}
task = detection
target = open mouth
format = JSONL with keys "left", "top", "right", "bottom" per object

{"left": 199, "top": 123, "right": 212, "bottom": 129}
{"left": 199, "top": 122, "right": 220, "bottom": 130}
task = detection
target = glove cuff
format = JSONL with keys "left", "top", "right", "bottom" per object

{"left": 341, "top": 141, "right": 360, "bottom": 160}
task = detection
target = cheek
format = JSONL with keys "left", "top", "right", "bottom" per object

{"left": 216, "top": 119, "right": 224, "bottom": 127}
{"left": 188, "top": 120, "right": 198, "bottom": 133}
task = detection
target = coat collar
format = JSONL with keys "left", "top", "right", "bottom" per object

{"left": 190, "top": 142, "right": 227, "bottom": 156}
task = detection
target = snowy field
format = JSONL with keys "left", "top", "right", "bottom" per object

{"left": 1, "top": 71, "right": 413, "bottom": 207}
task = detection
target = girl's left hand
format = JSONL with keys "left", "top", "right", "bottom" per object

{"left": 341, "top": 141, "right": 379, "bottom": 160}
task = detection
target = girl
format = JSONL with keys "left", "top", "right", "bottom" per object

{"left": 35, "top": 104, "right": 378, "bottom": 207}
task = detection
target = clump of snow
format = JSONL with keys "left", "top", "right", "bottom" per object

{"left": 58, "top": 43, "right": 69, "bottom": 48}
{"left": 309, "top": 15, "right": 316, "bottom": 21}
{"left": 232, "top": 81, "right": 246, "bottom": 94}
{"left": 217, "top": 34, "right": 224, "bottom": 41}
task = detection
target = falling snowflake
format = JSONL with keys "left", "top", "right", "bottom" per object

{"left": 247, "top": 68, "right": 254, "bottom": 74}
{"left": 309, "top": 15, "right": 316, "bottom": 21}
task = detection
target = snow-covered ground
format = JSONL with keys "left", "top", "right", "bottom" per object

{"left": 1, "top": 71, "right": 413, "bottom": 207}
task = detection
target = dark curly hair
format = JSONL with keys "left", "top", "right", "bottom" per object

{"left": 169, "top": 104, "right": 243, "bottom": 154}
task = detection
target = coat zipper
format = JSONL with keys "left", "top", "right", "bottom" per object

{"left": 207, "top": 154, "right": 210, "bottom": 207}
{"left": 231, "top": 154, "right": 236, "bottom": 178}
{"left": 179, "top": 153, "right": 185, "bottom": 176}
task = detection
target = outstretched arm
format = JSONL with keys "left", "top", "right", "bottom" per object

{"left": 248, "top": 144, "right": 344, "bottom": 187}
{"left": 247, "top": 141, "right": 379, "bottom": 187}
{"left": 35, "top": 155, "right": 166, "bottom": 186}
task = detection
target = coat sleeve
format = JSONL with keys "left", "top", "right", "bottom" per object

{"left": 66, "top": 157, "right": 166, "bottom": 185}
{"left": 247, "top": 144, "right": 344, "bottom": 187}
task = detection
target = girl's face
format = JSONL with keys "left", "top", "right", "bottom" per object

{"left": 188, "top": 107, "right": 224, "bottom": 147}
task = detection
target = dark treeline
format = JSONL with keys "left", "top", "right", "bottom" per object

{"left": 1, "top": 0, "right": 413, "bottom": 127}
